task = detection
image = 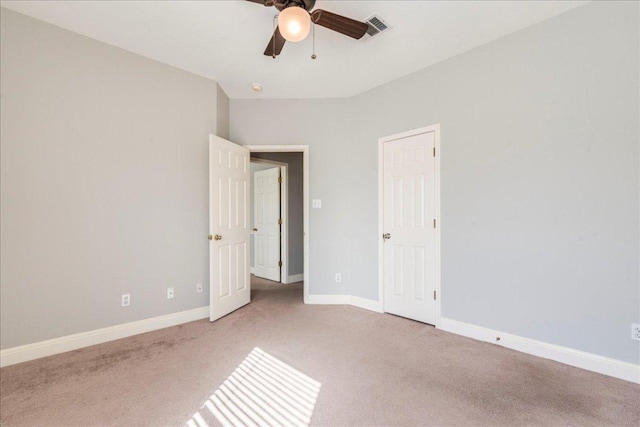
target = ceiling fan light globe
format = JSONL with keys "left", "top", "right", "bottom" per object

{"left": 278, "top": 6, "right": 311, "bottom": 42}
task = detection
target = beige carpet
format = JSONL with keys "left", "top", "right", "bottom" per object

{"left": 1, "top": 277, "right": 639, "bottom": 427}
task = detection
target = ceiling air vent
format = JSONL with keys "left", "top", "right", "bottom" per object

{"left": 362, "top": 14, "right": 391, "bottom": 41}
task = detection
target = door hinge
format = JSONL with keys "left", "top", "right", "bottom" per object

{"left": 278, "top": 176, "right": 282, "bottom": 184}
{"left": 433, "top": 147, "right": 436, "bottom": 157}
{"left": 433, "top": 290, "right": 436, "bottom": 300}
{"left": 278, "top": 218, "right": 283, "bottom": 225}
{"left": 433, "top": 219, "right": 436, "bottom": 228}
{"left": 278, "top": 260, "right": 282, "bottom": 267}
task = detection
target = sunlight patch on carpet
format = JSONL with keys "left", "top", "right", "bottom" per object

{"left": 186, "top": 347, "right": 321, "bottom": 427}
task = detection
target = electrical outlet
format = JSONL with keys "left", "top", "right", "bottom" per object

{"left": 632, "top": 323, "right": 640, "bottom": 341}
{"left": 167, "top": 288, "right": 175, "bottom": 299}
{"left": 312, "top": 199, "right": 322, "bottom": 208}
{"left": 121, "top": 294, "right": 130, "bottom": 307}
{"left": 335, "top": 273, "right": 342, "bottom": 283}
{"left": 196, "top": 282, "right": 203, "bottom": 293}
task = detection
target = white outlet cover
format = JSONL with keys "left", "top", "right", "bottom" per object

{"left": 312, "top": 199, "right": 322, "bottom": 208}
{"left": 335, "top": 273, "right": 342, "bottom": 283}
{"left": 121, "top": 294, "right": 130, "bottom": 307}
{"left": 196, "top": 282, "right": 203, "bottom": 293}
{"left": 167, "top": 288, "right": 175, "bottom": 299}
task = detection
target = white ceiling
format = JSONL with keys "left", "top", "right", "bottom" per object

{"left": 1, "top": 0, "right": 588, "bottom": 99}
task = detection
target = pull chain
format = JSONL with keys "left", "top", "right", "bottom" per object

{"left": 311, "top": 22, "right": 317, "bottom": 60}
{"left": 272, "top": 15, "right": 278, "bottom": 58}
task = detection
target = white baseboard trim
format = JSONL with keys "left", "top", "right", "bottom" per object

{"left": 286, "top": 274, "right": 304, "bottom": 284}
{"left": 0, "top": 306, "right": 210, "bottom": 368}
{"left": 306, "top": 294, "right": 383, "bottom": 313}
{"left": 306, "top": 294, "right": 350, "bottom": 305}
{"left": 249, "top": 267, "right": 255, "bottom": 274}
{"left": 439, "top": 317, "right": 640, "bottom": 384}
{"left": 350, "top": 295, "right": 384, "bottom": 313}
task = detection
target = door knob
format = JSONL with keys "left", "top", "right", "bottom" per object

{"left": 214, "top": 234, "right": 222, "bottom": 241}
{"left": 383, "top": 233, "right": 391, "bottom": 240}
{"left": 253, "top": 228, "right": 258, "bottom": 232}
{"left": 208, "top": 235, "right": 213, "bottom": 240}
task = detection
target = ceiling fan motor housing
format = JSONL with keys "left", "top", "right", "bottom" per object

{"left": 275, "top": 0, "right": 315, "bottom": 12}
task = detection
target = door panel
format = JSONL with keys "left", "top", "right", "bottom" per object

{"left": 383, "top": 131, "right": 437, "bottom": 324}
{"left": 210, "top": 135, "right": 250, "bottom": 322}
{"left": 254, "top": 167, "right": 281, "bottom": 282}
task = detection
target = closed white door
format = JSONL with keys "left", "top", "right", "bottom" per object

{"left": 383, "top": 131, "right": 437, "bottom": 324}
{"left": 253, "top": 167, "right": 281, "bottom": 282}
{"left": 209, "top": 135, "right": 250, "bottom": 322}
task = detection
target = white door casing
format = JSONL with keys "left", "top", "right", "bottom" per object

{"left": 254, "top": 167, "right": 281, "bottom": 282}
{"left": 381, "top": 127, "right": 439, "bottom": 325}
{"left": 209, "top": 135, "right": 251, "bottom": 322}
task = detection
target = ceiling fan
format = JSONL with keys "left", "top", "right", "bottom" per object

{"left": 246, "top": 0, "right": 369, "bottom": 57}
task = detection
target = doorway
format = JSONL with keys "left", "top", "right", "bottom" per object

{"left": 378, "top": 125, "right": 441, "bottom": 326}
{"left": 250, "top": 158, "right": 287, "bottom": 282}
{"left": 246, "top": 145, "right": 310, "bottom": 303}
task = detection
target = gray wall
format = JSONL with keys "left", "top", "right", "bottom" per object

{"left": 230, "top": 1, "right": 639, "bottom": 364}
{"left": 252, "top": 152, "right": 304, "bottom": 277}
{"left": 0, "top": 9, "right": 218, "bottom": 349}
{"left": 216, "top": 85, "right": 230, "bottom": 140}
{"left": 232, "top": 99, "right": 353, "bottom": 296}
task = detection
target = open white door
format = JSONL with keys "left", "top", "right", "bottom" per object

{"left": 209, "top": 135, "right": 250, "bottom": 322}
{"left": 383, "top": 129, "right": 437, "bottom": 325}
{"left": 253, "top": 167, "right": 281, "bottom": 282}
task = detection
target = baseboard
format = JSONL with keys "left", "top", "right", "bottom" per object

{"left": 439, "top": 317, "right": 640, "bottom": 384}
{"left": 0, "top": 306, "right": 210, "bottom": 368}
{"left": 306, "top": 294, "right": 383, "bottom": 313}
{"left": 306, "top": 294, "right": 351, "bottom": 305}
{"left": 249, "top": 267, "right": 255, "bottom": 274}
{"left": 350, "top": 295, "right": 384, "bottom": 313}
{"left": 286, "top": 274, "right": 304, "bottom": 284}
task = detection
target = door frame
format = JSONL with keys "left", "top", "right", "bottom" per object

{"left": 377, "top": 124, "right": 442, "bottom": 327}
{"left": 249, "top": 157, "right": 289, "bottom": 283}
{"left": 244, "top": 145, "right": 310, "bottom": 304}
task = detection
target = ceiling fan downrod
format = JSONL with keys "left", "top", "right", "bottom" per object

{"left": 276, "top": 0, "right": 315, "bottom": 12}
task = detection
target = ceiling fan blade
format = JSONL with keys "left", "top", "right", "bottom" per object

{"left": 310, "top": 9, "right": 368, "bottom": 40}
{"left": 263, "top": 27, "right": 286, "bottom": 57}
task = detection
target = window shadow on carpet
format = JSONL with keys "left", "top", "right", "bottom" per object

{"left": 186, "top": 347, "right": 321, "bottom": 427}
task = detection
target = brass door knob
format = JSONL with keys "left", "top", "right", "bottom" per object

{"left": 208, "top": 235, "right": 213, "bottom": 241}
{"left": 214, "top": 234, "right": 222, "bottom": 241}
{"left": 383, "top": 233, "right": 391, "bottom": 240}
